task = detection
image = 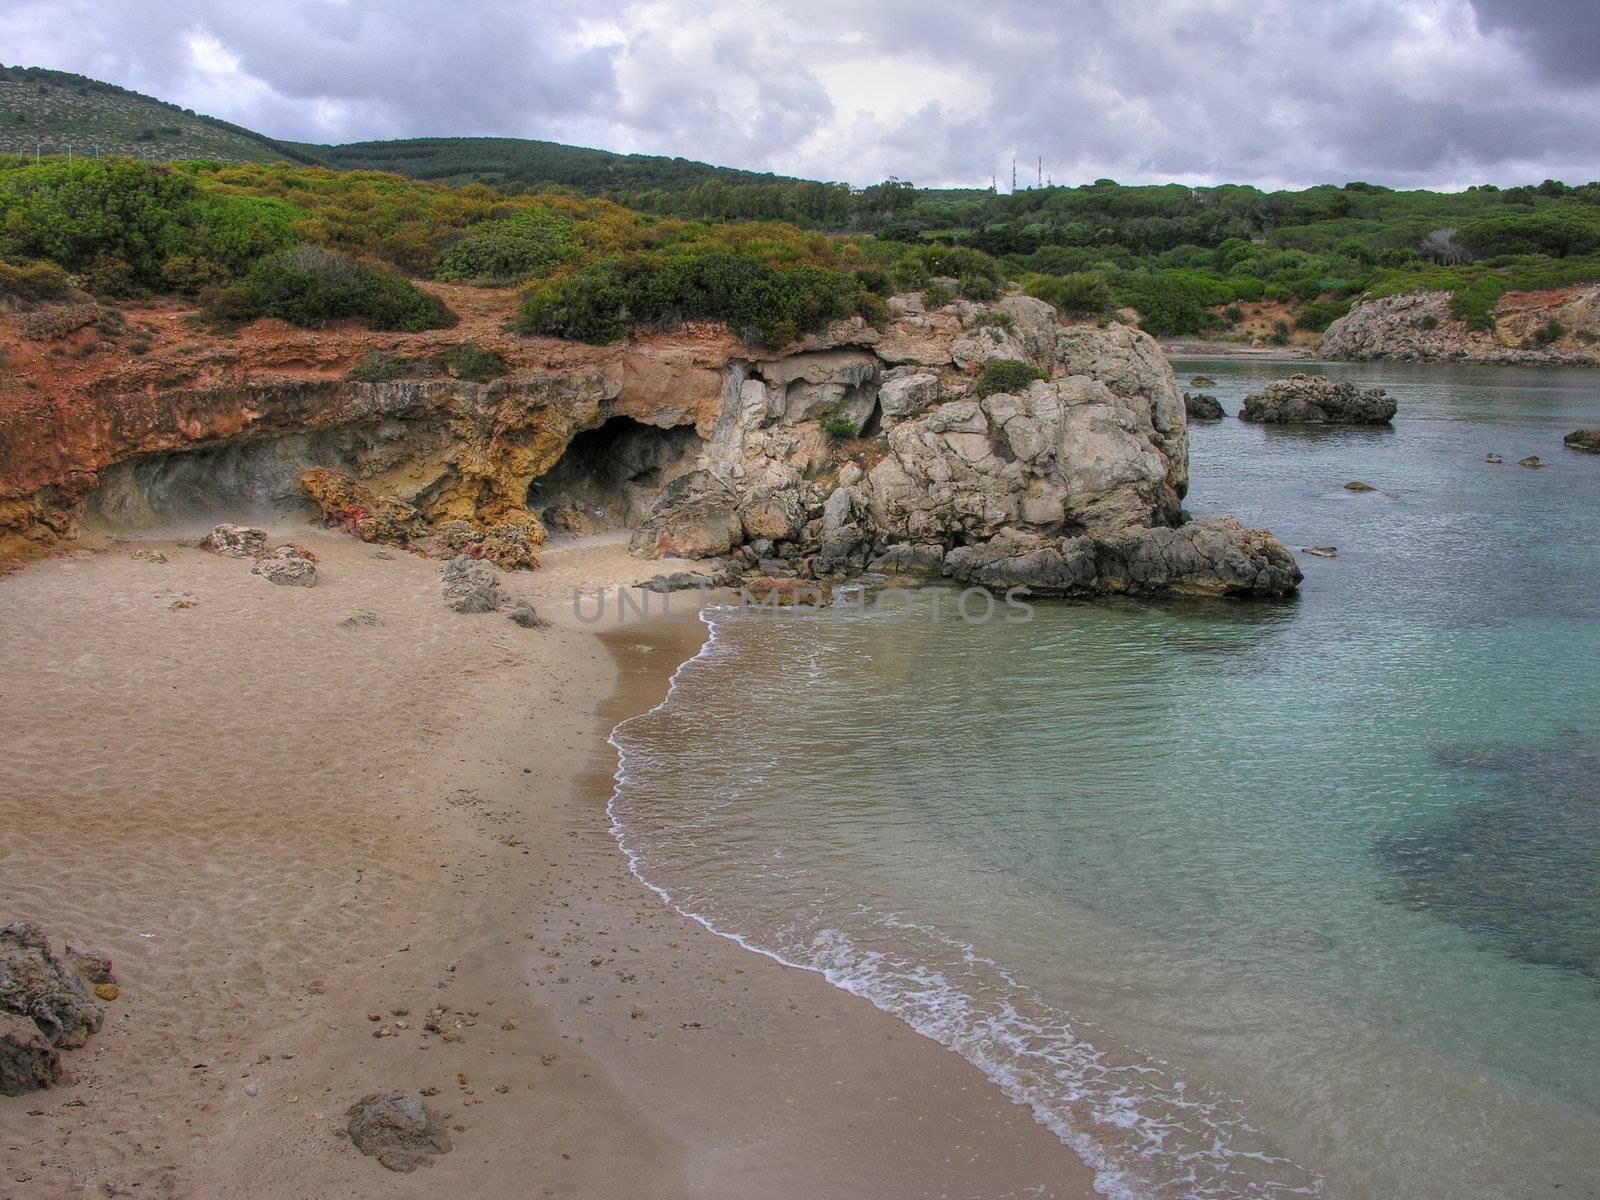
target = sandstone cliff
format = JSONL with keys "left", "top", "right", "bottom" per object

{"left": 1320, "top": 286, "right": 1600, "bottom": 365}
{"left": 0, "top": 284, "right": 1298, "bottom": 598}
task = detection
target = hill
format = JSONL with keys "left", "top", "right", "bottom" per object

{"left": 296, "top": 136, "right": 810, "bottom": 194}
{"left": 0, "top": 65, "right": 323, "bottom": 165}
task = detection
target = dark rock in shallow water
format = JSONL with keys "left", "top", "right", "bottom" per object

{"left": 635, "top": 572, "right": 718, "bottom": 593}
{"left": 1374, "top": 736, "right": 1600, "bottom": 983}
{"left": 0, "top": 923, "right": 103, "bottom": 1050}
{"left": 943, "top": 517, "right": 1302, "bottom": 598}
{"left": 1344, "top": 481, "right": 1376, "bottom": 493}
{"left": 1188, "top": 375, "right": 1217, "bottom": 388}
{"left": 1240, "top": 374, "right": 1396, "bottom": 425}
{"left": 1565, "top": 429, "right": 1600, "bottom": 454}
{"left": 1184, "top": 392, "right": 1226, "bottom": 420}
{"left": 1519, "top": 456, "right": 1545, "bottom": 469}
{"left": 346, "top": 1090, "right": 452, "bottom": 1172}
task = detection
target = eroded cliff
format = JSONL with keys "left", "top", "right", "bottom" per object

{"left": 0, "top": 283, "right": 1298, "bottom": 598}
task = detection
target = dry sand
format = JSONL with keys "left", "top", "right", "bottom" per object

{"left": 0, "top": 528, "right": 1096, "bottom": 1199}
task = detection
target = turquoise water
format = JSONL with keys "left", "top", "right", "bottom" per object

{"left": 610, "top": 361, "right": 1600, "bottom": 1199}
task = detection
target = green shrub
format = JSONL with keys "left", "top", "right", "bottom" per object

{"left": 1025, "top": 271, "right": 1113, "bottom": 318}
{"left": 0, "top": 259, "right": 72, "bottom": 301}
{"left": 958, "top": 273, "right": 998, "bottom": 301}
{"left": 975, "top": 359, "right": 1048, "bottom": 398}
{"left": 1418, "top": 314, "right": 1440, "bottom": 329}
{"left": 436, "top": 210, "right": 578, "bottom": 285}
{"left": 1575, "top": 329, "right": 1598, "bottom": 345}
{"left": 435, "top": 341, "right": 507, "bottom": 381}
{"left": 347, "top": 349, "right": 414, "bottom": 382}
{"left": 818, "top": 402, "right": 863, "bottom": 441}
{"left": 974, "top": 309, "right": 1014, "bottom": 331}
{"left": 1449, "top": 277, "right": 1505, "bottom": 331}
{"left": 206, "top": 246, "right": 457, "bottom": 331}
{"left": 921, "top": 280, "right": 954, "bottom": 308}
{"left": 1295, "top": 298, "right": 1352, "bottom": 332}
{"left": 1533, "top": 319, "right": 1566, "bottom": 346}
{"left": 514, "top": 250, "right": 866, "bottom": 347}
{"left": 0, "top": 158, "right": 295, "bottom": 294}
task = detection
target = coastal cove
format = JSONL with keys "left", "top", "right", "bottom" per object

{"left": 606, "top": 357, "right": 1600, "bottom": 1199}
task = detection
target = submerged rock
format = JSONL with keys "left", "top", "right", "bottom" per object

{"left": 1188, "top": 375, "right": 1217, "bottom": 388}
{"left": 1240, "top": 374, "right": 1396, "bottom": 425}
{"left": 1344, "top": 481, "right": 1376, "bottom": 493}
{"left": 346, "top": 1090, "right": 453, "bottom": 1172}
{"left": 1565, "top": 429, "right": 1600, "bottom": 454}
{"left": 741, "top": 577, "right": 832, "bottom": 605}
{"left": 0, "top": 923, "right": 103, "bottom": 1050}
{"left": 441, "top": 555, "right": 501, "bottom": 614}
{"left": 1301, "top": 546, "right": 1338, "bottom": 558}
{"left": 1519, "top": 456, "right": 1545, "bottom": 469}
{"left": 1485, "top": 453, "right": 1504, "bottom": 464}
{"left": 1184, "top": 392, "right": 1226, "bottom": 420}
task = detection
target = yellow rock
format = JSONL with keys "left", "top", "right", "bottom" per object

{"left": 94, "top": 983, "right": 119, "bottom": 1001}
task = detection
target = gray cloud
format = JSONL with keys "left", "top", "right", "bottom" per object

{"left": 1, "top": 0, "right": 1596, "bottom": 188}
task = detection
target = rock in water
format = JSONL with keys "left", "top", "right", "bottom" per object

{"left": 1563, "top": 429, "right": 1600, "bottom": 454}
{"left": 441, "top": 555, "right": 501, "bottom": 613}
{"left": 1302, "top": 546, "right": 1338, "bottom": 558}
{"left": 0, "top": 1013, "right": 62, "bottom": 1096}
{"left": 0, "top": 923, "right": 103, "bottom": 1049}
{"left": 346, "top": 1091, "right": 453, "bottom": 1172}
{"left": 1519, "top": 456, "right": 1545, "bottom": 469}
{"left": 1239, "top": 374, "right": 1396, "bottom": 424}
{"left": 1485, "top": 453, "right": 1504, "bottom": 464}
{"left": 1184, "top": 392, "right": 1226, "bottom": 420}
{"left": 636, "top": 572, "right": 719, "bottom": 593}
{"left": 201, "top": 524, "right": 267, "bottom": 558}
{"left": 1188, "top": 375, "right": 1217, "bottom": 388}
{"left": 1344, "top": 481, "right": 1376, "bottom": 492}
{"left": 251, "top": 545, "right": 318, "bottom": 587}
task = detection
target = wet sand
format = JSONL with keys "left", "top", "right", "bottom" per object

{"left": 0, "top": 529, "right": 1095, "bottom": 1199}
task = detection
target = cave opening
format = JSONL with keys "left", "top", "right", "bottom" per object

{"left": 528, "top": 416, "right": 703, "bottom": 533}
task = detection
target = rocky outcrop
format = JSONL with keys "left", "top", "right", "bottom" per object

{"left": 346, "top": 1090, "right": 453, "bottom": 1172}
{"left": 1, "top": 286, "right": 1298, "bottom": 599}
{"left": 943, "top": 518, "right": 1301, "bottom": 598}
{"left": 0, "top": 923, "right": 103, "bottom": 1052}
{"left": 1565, "top": 429, "right": 1600, "bottom": 454}
{"left": 1240, "top": 375, "right": 1396, "bottom": 425}
{"left": 1321, "top": 287, "right": 1600, "bottom": 365}
{"left": 1185, "top": 393, "right": 1225, "bottom": 420}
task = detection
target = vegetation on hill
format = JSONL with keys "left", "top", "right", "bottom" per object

{"left": 0, "top": 64, "right": 321, "bottom": 166}
{"left": 298, "top": 136, "right": 806, "bottom": 194}
{"left": 6, "top": 59, "right": 1600, "bottom": 346}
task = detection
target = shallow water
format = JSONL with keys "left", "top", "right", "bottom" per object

{"left": 610, "top": 360, "right": 1600, "bottom": 1199}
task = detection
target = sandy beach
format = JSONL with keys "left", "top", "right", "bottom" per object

{"left": 0, "top": 529, "right": 1095, "bottom": 1199}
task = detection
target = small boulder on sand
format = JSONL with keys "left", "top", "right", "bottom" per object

{"left": 346, "top": 1090, "right": 453, "bottom": 1172}
{"left": 0, "top": 1013, "right": 62, "bottom": 1097}
{"left": 0, "top": 923, "right": 103, "bottom": 1051}
{"left": 441, "top": 555, "right": 501, "bottom": 613}
{"left": 251, "top": 545, "right": 318, "bottom": 587}
{"left": 201, "top": 524, "right": 267, "bottom": 558}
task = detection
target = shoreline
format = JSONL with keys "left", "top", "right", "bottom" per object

{"left": 0, "top": 530, "right": 1097, "bottom": 1199}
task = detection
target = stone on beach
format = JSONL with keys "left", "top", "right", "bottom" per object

{"left": 345, "top": 1090, "right": 453, "bottom": 1172}
{"left": 201, "top": 524, "right": 267, "bottom": 558}
{"left": 0, "top": 1013, "right": 62, "bottom": 1097}
{"left": 441, "top": 555, "right": 502, "bottom": 613}
{"left": 0, "top": 922, "right": 104, "bottom": 1050}
{"left": 251, "top": 545, "right": 318, "bottom": 587}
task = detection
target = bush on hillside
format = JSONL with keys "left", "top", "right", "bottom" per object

{"left": 1295, "top": 298, "right": 1353, "bottom": 332}
{"left": 513, "top": 250, "right": 868, "bottom": 347}
{"left": 1025, "top": 271, "right": 1113, "bottom": 318}
{"left": 0, "top": 259, "right": 72, "bottom": 302}
{"left": 0, "top": 158, "right": 295, "bottom": 294}
{"left": 435, "top": 341, "right": 507, "bottom": 381}
{"left": 436, "top": 210, "right": 579, "bottom": 285}
{"left": 975, "top": 359, "right": 1048, "bottom": 398}
{"left": 204, "top": 245, "right": 457, "bottom": 331}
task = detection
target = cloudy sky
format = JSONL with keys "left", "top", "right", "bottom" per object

{"left": 4, "top": 0, "right": 1597, "bottom": 190}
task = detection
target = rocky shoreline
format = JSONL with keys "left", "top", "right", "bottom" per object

{"left": 0, "top": 285, "right": 1301, "bottom": 602}
{"left": 1320, "top": 286, "right": 1600, "bottom": 366}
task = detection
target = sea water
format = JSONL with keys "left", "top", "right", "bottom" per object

{"left": 609, "top": 360, "right": 1600, "bottom": 1199}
